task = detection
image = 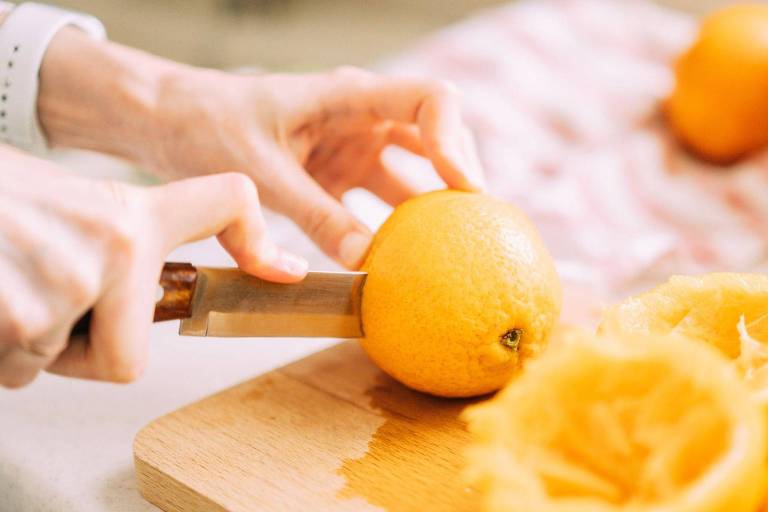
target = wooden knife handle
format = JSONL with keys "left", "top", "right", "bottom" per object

{"left": 70, "top": 262, "right": 198, "bottom": 338}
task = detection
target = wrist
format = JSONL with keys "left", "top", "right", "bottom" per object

{"left": 37, "top": 27, "right": 188, "bottom": 164}
{"left": 141, "top": 65, "right": 245, "bottom": 180}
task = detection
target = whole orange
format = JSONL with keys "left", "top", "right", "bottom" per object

{"left": 666, "top": 4, "right": 768, "bottom": 164}
{"left": 360, "top": 190, "right": 561, "bottom": 398}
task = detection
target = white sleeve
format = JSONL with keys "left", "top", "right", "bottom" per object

{"left": 0, "top": 2, "right": 106, "bottom": 155}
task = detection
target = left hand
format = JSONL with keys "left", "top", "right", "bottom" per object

{"left": 143, "top": 67, "right": 486, "bottom": 268}
{"left": 38, "top": 28, "right": 485, "bottom": 269}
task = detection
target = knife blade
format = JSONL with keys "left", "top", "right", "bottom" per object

{"left": 180, "top": 265, "right": 366, "bottom": 338}
{"left": 71, "top": 262, "right": 366, "bottom": 339}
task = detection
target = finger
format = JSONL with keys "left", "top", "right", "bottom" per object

{"left": 415, "top": 86, "right": 487, "bottom": 193}
{"left": 458, "top": 126, "right": 486, "bottom": 189}
{"left": 270, "top": 153, "right": 372, "bottom": 269}
{"left": 2, "top": 324, "right": 69, "bottom": 387}
{"left": 47, "top": 262, "right": 155, "bottom": 383}
{"left": 387, "top": 123, "right": 425, "bottom": 156}
{"left": 331, "top": 70, "right": 486, "bottom": 191}
{"left": 0, "top": 346, "right": 45, "bottom": 388}
{"left": 151, "top": 173, "right": 308, "bottom": 283}
{"left": 0, "top": 264, "right": 59, "bottom": 387}
{"left": 362, "top": 161, "right": 421, "bottom": 207}
{"left": 45, "top": 333, "right": 87, "bottom": 379}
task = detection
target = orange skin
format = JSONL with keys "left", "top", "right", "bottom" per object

{"left": 666, "top": 4, "right": 768, "bottom": 165}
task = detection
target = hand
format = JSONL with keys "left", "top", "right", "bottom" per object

{"left": 37, "top": 31, "right": 485, "bottom": 269}
{"left": 0, "top": 146, "right": 306, "bottom": 388}
{"left": 145, "top": 68, "right": 483, "bottom": 268}
{"left": 145, "top": 67, "right": 486, "bottom": 267}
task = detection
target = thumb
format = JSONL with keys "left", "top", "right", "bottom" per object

{"left": 151, "top": 173, "right": 308, "bottom": 282}
{"left": 274, "top": 161, "right": 372, "bottom": 269}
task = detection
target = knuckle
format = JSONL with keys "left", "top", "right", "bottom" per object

{"left": 331, "top": 66, "right": 373, "bottom": 84}
{"left": 0, "top": 286, "right": 54, "bottom": 346}
{"left": 68, "top": 272, "right": 101, "bottom": 309}
{"left": 222, "top": 173, "right": 259, "bottom": 208}
{"left": 25, "top": 336, "right": 66, "bottom": 359}
{"left": 2, "top": 307, "right": 48, "bottom": 347}
{"left": 50, "top": 262, "right": 101, "bottom": 310}
{"left": 302, "top": 204, "right": 336, "bottom": 242}
{"left": 106, "top": 216, "right": 141, "bottom": 266}
{"left": 95, "top": 182, "right": 145, "bottom": 262}
{"left": 2, "top": 314, "right": 27, "bottom": 344}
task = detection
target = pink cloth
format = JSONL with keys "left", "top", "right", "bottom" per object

{"left": 384, "top": 0, "right": 768, "bottom": 301}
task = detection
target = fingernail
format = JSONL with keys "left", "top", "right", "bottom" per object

{"left": 278, "top": 251, "right": 309, "bottom": 276}
{"left": 339, "top": 232, "right": 372, "bottom": 269}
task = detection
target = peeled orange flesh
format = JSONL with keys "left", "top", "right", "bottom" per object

{"left": 666, "top": 4, "right": 768, "bottom": 164}
{"left": 600, "top": 273, "right": 768, "bottom": 399}
{"left": 360, "top": 190, "right": 561, "bottom": 397}
{"left": 464, "top": 330, "right": 768, "bottom": 512}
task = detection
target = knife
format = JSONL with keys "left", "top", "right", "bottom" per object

{"left": 71, "top": 262, "right": 366, "bottom": 338}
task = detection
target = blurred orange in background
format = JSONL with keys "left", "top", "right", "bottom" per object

{"left": 666, "top": 4, "right": 768, "bottom": 164}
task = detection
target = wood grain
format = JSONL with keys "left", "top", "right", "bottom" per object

{"left": 134, "top": 342, "right": 482, "bottom": 512}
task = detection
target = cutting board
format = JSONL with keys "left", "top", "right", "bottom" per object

{"left": 134, "top": 341, "right": 483, "bottom": 512}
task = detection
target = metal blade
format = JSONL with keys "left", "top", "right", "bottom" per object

{"left": 179, "top": 267, "right": 366, "bottom": 338}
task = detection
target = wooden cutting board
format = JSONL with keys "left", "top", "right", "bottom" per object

{"left": 134, "top": 341, "right": 483, "bottom": 512}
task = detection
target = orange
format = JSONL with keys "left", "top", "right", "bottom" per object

{"left": 360, "top": 190, "right": 561, "bottom": 397}
{"left": 600, "top": 273, "right": 768, "bottom": 400}
{"left": 464, "top": 330, "right": 768, "bottom": 512}
{"left": 666, "top": 4, "right": 768, "bottom": 164}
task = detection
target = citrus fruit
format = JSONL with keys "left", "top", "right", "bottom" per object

{"left": 360, "top": 190, "right": 561, "bottom": 397}
{"left": 600, "top": 273, "right": 768, "bottom": 398}
{"left": 464, "top": 330, "right": 768, "bottom": 512}
{"left": 665, "top": 4, "right": 768, "bottom": 164}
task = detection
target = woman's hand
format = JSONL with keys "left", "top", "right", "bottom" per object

{"left": 148, "top": 68, "right": 486, "bottom": 267}
{"left": 0, "top": 146, "right": 306, "bottom": 388}
{"left": 38, "top": 29, "right": 485, "bottom": 269}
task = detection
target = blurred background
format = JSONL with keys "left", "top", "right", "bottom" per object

{"left": 39, "top": 0, "right": 726, "bottom": 70}
{"left": 29, "top": 0, "right": 760, "bottom": 299}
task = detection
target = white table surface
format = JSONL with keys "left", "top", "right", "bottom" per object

{"left": 0, "top": 151, "right": 394, "bottom": 512}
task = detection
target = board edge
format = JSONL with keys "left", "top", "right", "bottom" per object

{"left": 134, "top": 422, "right": 228, "bottom": 512}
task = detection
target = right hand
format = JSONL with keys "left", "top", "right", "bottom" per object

{"left": 0, "top": 146, "right": 307, "bottom": 388}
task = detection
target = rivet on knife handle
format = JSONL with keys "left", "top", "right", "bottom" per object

{"left": 69, "top": 262, "right": 198, "bottom": 339}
